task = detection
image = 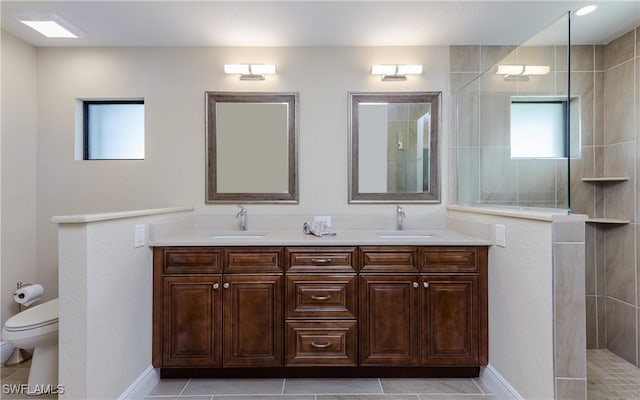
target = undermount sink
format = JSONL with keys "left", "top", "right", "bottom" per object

{"left": 377, "top": 231, "right": 435, "bottom": 239}
{"left": 209, "top": 232, "right": 266, "bottom": 239}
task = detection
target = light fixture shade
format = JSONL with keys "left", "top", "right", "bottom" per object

{"left": 224, "top": 64, "right": 277, "bottom": 80}
{"left": 396, "top": 65, "right": 423, "bottom": 75}
{"left": 250, "top": 64, "right": 276, "bottom": 75}
{"left": 523, "top": 65, "right": 550, "bottom": 75}
{"left": 496, "top": 64, "right": 550, "bottom": 77}
{"left": 496, "top": 65, "right": 525, "bottom": 75}
{"left": 224, "top": 64, "right": 251, "bottom": 74}
{"left": 371, "top": 65, "right": 398, "bottom": 75}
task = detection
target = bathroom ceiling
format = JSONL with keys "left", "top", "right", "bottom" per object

{"left": 1, "top": 1, "right": 639, "bottom": 48}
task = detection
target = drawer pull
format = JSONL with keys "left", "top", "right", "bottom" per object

{"left": 310, "top": 342, "right": 332, "bottom": 349}
{"left": 311, "top": 295, "right": 332, "bottom": 301}
{"left": 311, "top": 258, "right": 332, "bottom": 264}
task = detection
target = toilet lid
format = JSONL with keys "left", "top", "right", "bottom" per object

{"left": 4, "top": 298, "right": 58, "bottom": 331}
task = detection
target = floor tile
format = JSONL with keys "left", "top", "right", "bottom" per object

{"left": 380, "top": 379, "right": 482, "bottom": 394}
{"left": 418, "top": 396, "right": 496, "bottom": 400}
{"left": 182, "top": 379, "right": 285, "bottom": 395}
{"left": 587, "top": 349, "right": 640, "bottom": 400}
{"left": 284, "top": 378, "right": 383, "bottom": 395}
{"left": 318, "top": 395, "right": 418, "bottom": 400}
{"left": 146, "top": 397, "right": 211, "bottom": 400}
{"left": 213, "top": 396, "right": 314, "bottom": 400}
{"left": 147, "top": 379, "right": 190, "bottom": 396}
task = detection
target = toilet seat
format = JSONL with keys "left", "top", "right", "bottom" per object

{"left": 4, "top": 298, "right": 58, "bottom": 332}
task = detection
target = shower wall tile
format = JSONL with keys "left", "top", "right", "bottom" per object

{"left": 554, "top": 242, "right": 586, "bottom": 378}
{"left": 480, "top": 146, "right": 517, "bottom": 203}
{"left": 388, "top": 103, "right": 409, "bottom": 121}
{"left": 636, "top": 27, "right": 639, "bottom": 57}
{"left": 637, "top": 225, "right": 640, "bottom": 312}
{"left": 585, "top": 224, "right": 596, "bottom": 296}
{"left": 570, "top": 72, "right": 595, "bottom": 146}
{"left": 604, "top": 61, "right": 635, "bottom": 145}
{"left": 605, "top": 224, "right": 637, "bottom": 305}
{"left": 478, "top": 93, "right": 510, "bottom": 146}
{"left": 594, "top": 45, "right": 604, "bottom": 71}
{"left": 594, "top": 72, "right": 605, "bottom": 146}
{"left": 517, "top": 160, "right": 557, "bottom": 205}
{"left": 594, "top": 185, "right": 604, "bottom": 219}
{"left": 518, "top": 45, "right": 556, "bottom": 70}
{"left": 556, "top": 159, "right": 569, "bottom": 209}
{"left": 556, "top": 378, "right": 586, "bottom": 400}
{"left": 516, "top": 73, "right": 556, "bottom": 96}
{"left": 448, "top": 147, "right": 457, "bottom": 202}
{"left": 456, "top": 147, "right": 480, "bottom": 204}
{"left": 570, "top": 148, "right": 594, "bottom": 216}
{"left": 594, "top": 146, "right": 604, "bottom": 178}
{"left": 595, "top": 227, "right": 606, "bottom": 296}
{"left": 603, "top": 143, "right": 635, "bottom": 222}
{"left": 597, "top": 296, "right": 606, "bottom": 347}
{"left": 571, "top": 45, "right": 595, "bottom": 72}
{"left": 605, "top": 297, "right": 638, "bottom": 365}
{"left": 449, "top": 45, "right": 480, "bottom": 72}
{"left": 451, "top": 74, "right": 479, "bottom": 146}
{"left": 586, "top": 296, "right": 597, "bottom": 348}
{"left": 604, "top": 30, "right": 635, "bottom": 70}
{"left": 480, "top": 45, "right": 517, "bottom": 71}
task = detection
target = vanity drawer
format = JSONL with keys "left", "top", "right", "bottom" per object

{"left": 286, "top": 321, "right": 357, "bottom": 366}
{"left": 420, "top": 247, "right": 478, "bottom": 273}
{"left": 286, "top": 274, "right": 357, "bottom": 319}
{"left": 359, "top": 246, "right": 418, "bottom": 272}
{"left": 286, "top": 247, "right": 357, "bottom": 273}
{"left": 224, "top": 247, "right": 283, "bottom": 273}
{"left": 163, "top": 248, "right": 223, "bottom": 274}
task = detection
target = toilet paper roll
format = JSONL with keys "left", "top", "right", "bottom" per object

{"left": 13, "top": 284, "right": 44, "bottom": 307}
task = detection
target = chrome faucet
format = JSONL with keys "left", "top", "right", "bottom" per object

{"left": 396, "top": 205, "right": 406, "bottom": 230}
{"left": 236, "top": 205, "right": 248, "bottom": 231}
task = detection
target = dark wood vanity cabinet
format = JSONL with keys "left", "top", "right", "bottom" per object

{"left": 153, "top": 245, "right": 488, "bottom": 376}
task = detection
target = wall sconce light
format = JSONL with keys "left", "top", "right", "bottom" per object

{"left": 371, "top": 64, "right": 423, "bottom": 81}
{"left": 496, "top": 64, "right": 550, "bottom": 81}
{"left": 224, "top": 64, "right": 277, "bottom": 80}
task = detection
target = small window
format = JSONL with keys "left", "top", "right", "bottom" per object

{"left": 83, "top": 100, "right": 144, "bottom": 160}
{"left": 510, "top": 100, "right": 567, "bottom": 159}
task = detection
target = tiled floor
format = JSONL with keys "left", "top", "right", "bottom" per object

{"left": 145, "top": 377, "right": 496, "bottom": 400}
{"left": 1, "top": 349, "right": 638, "bottom": 399}
{"left": 587, "top": 349, "right": 640, "bottom": 400}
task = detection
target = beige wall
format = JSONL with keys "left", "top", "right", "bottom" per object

{"left": 30, "top": 45, "right": 450, "bottom": 305}
{"left": 1, "top": 32, "right": 38, "bottom": 326}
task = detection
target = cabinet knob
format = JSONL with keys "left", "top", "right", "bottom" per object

{"left": 223, "top": 282, "right": 230, "bottom": 289}
{"left": 213, "top": 283, "right": 219, "bottom": 290}
{"left": 412, "top": 282, "right": 419, "bottom": 288}
{"left": 423, "top": 281, "right": 429, "bottom": 288}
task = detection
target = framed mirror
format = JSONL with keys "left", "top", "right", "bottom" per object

{"left": 206, "top": 92, "right": 299, "bottom": 203}
{"left": 349, "top": 92, "right": 441, "bottom": 203}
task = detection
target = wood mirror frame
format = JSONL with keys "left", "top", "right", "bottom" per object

{"left": 206, "top": 92, "right": 299, "bottom": 203}
{"left": 349, "top": 91, "right": 441, "bottom": 203}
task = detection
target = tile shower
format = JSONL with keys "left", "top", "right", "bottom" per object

{"left": 449, "top": 10, "right": 640, "bottom": 399}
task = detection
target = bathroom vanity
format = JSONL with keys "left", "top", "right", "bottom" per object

{"left": 151, "top": 231, "right": 489, "bottom": 378}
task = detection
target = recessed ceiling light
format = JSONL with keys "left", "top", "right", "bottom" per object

{"left": 17, "top": 14, "right": 81, "bottom": 38}
{"left": 575, "top": 5, "right": 597, "bottom": 16}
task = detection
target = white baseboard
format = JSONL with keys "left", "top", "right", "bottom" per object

{"left": 117, "top": 365, "right": 159, "bottom": 400}
{"left": 1, "top": 341, "right": 15, "bottom": 363}
{"left": 479, "top": 364, "right": 524, "bottom": 400}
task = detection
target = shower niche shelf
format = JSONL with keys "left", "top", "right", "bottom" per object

{"left": 582, "top": 177, "right": 630, "bottom": 225}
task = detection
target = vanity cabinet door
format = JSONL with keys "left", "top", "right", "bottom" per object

{"left": 420, "top": 275, "right": 478, "bottom": 365}
{"left": 162, "top": 276, "right": 222, "bottom": 367}
{"left": 223, "top": 274, "right": 283, "bottom": 367}
{"left": 359, "top": 274, "right": 419, "bottom": 366}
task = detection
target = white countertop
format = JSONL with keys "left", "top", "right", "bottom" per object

{"left": 148, "top": 228, "right": 491, "bottom": 247}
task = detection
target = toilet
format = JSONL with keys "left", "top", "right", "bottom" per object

{"left": 2, "top": 299, "right": 58, "bottom": 394}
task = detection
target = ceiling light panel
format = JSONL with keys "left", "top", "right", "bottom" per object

{"left": 17, "top": 14, "right": 81, "bottom": 39}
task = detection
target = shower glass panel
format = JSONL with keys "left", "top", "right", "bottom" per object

{"left": 455, "top": 12, "right": 574, "bottom": 211}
